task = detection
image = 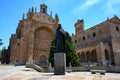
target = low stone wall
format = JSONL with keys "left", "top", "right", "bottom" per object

{"left": 14, "top": 61, "right": 26, "bottom": 66}
{"left": 71, "top": 66, "right": 120, "bottom": 73}
{"left": 26, "top": 64, "right": 120, "bottom": 73}
{"left": 71, "top": 66, "right": 90, "bottom": 72}
{"left": 110, "top": 66, "right": 120, "bottom": 73}
{"left": 90, "top": 66, "right": 110, "bottom": 71}
{"left": 26, "top": 64, "right": 43, "bottom": 72}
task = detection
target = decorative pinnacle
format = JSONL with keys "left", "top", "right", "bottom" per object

{"left": 22, "top": 13, "right": 25, "bottom": 20}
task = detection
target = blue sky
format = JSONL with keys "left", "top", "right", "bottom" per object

{"left": 0, "top": 0, "right": 120, "bottom": 49}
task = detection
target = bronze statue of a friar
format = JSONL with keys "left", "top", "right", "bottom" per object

{"left": 55, "top": 23, "right": 66, "bottom": 53}
{"left": 54, "top": 23, "right": 66, "bottom": 75}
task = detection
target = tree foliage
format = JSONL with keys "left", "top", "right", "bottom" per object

{"left": 0, "top": 39, "right": 3, "bottom": 46}
{"left": 0, "top": 39, "right": 3, "bottom": 60}
{"left": 49, "top": 32, "right": 80, "bottom": 67}
{"left": 0, "top": 50, "right": 2, "bottom": 60}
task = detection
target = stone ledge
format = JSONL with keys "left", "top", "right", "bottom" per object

{"left": 26, "top": 64, "right": 43, "bottom": 72}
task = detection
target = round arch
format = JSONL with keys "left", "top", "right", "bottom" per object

{"left": 86, "top": 51, "right": 91, "bottom": 62}
{"left": 39, "top": 55, "right": 47, "bottom": 63}
{"left": 91, "top": 49, "right": 97, "bottom": 62}
{"left": 77, "top": 52, "right": 81, "bottom": 61}
{"left": 81, "top": 52, "right": 85, "bottom": 62}
{"left": 34, "top": 26, "right": 54, "bottom": 37}
{"left": 34, "top": 26, "right": 54, "bottom": 64}
{"left": 105, "top": 49, "right": 110, "bottom": 61}
{"left": 34, "top": 27, "right": 54, "bottom": 51}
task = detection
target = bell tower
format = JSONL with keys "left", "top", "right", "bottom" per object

{"left": 40, "top": 3, "right": 47, "bottom": 13}
{"left": 75, "top": 19, "right": 84, "bottom": 34}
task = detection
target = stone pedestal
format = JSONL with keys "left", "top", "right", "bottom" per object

{"left": 54, "top": 53, "right": 66, "bottom": 75}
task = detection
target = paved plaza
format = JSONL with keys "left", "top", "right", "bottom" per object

{"left": 0, "top": 65, "right": 120, "bottom": 80}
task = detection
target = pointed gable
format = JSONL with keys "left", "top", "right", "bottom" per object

{"left": 109, "top": 15, "right": 120, "bottom": 23}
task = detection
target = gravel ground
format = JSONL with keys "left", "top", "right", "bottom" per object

{"left": 0, "top": 65, "right": 120, "bottom": 80}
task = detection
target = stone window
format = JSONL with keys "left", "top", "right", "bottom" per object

{"left": 83, "top": 36, "right": 85, "bottom": 40}
{"left": 116, "top": 26, "right": 119, "bottom": 31}
{"left": 18, "top": 43, "right": 20, "bottom": 46}
{"left": 43, "top": 8, "right": 46, "bottom": 13}
{"left": 93, "top": 32, "right": 96, "bottom": 37}
{"left": 105, "top": 49, "right": 110, "bottom": 61}
{"left": 75, "top": 39, "right": 77, "bottom": 43}
{"left": 87, "top": 34, "right": 90, "bottom": 39}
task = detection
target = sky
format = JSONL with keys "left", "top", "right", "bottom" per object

{"left": 0, "top": 0, "right": 120, "bottom": 49}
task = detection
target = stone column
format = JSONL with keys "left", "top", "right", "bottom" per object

{"left": 96, "top": 44, "right": 105, "bottom": 66}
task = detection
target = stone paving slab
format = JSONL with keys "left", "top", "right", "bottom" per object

{"left": 0, "top": 65, "right": 120, "bottom": 80}
{"left": 2, "top": 72, "right": 120, "bottom": 80}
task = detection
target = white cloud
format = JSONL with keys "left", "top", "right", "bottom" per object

{"left": 74, "top": 0, "right": 100, "bottom": 13}
{"left": 104, "top": 0, "right": 120, "bottom": 14}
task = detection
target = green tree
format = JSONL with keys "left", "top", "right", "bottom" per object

{"left": 0, "top": 39, "right": 3, "bottom": 46}
{"left": 49, "top": 32, "right": 80, "bottom": 67}
{"left": 49, "top": 38, "right": 56, "bottom": 67}
{"left": 0, "top": 39, "right": 3, "bottom": 60}
{"left": 0, "top": 50, "right": 2, "bottom": 60}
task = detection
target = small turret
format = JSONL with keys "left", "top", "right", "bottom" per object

{"left": 35, "top": 7, "right": 37, "bottom": 13}
{"left": 32, "top": 7, "right": 34, "bottom": 13}
{"left": 75, "top": 19, "right": 84, "bottom": 34}
{"left": 22, "top": 13, "right": 25, "bottom": 20}
{"left": 28, "top": 8, "right": 31, "bottom": 12}
{"left": 107, "top": 17, "right": 109, "bottom": 20}
{"left": 40, "top": 3, "right": 47, "bottom": 13}
{"left": 55, "top": 13, "right": 59, "bottom": 25}
{"left": 27, "top": 7, "right": 34, "bottom": 19}
{"left": 50, "top": 11, "right": 52, "bottom": 17}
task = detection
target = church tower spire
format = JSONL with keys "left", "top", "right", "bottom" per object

{"left": 55, "top": 13, "right": 59, "bottom": 26}
{"left": 40, "top": 3, "right": 47, "bottom": 13}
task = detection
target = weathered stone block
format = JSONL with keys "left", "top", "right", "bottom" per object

{"left": 54, "top": 53, "right": 66, "bottom": 75}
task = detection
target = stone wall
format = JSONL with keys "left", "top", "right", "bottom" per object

{"left": 49, "top": 66, "right": 120, "bottom": 73}
{"left": 9, "top": 4, "right": 59, "bottom": 65}
{"left": 72, "top": 16, "right": 120, "bottom": 66}
{"left": 114, "top": 51, "right": 120, "bottom": 66}
{"left": 71, "top": 66, "right": 120, "bottom": 73}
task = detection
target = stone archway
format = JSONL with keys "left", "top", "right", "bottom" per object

{"left": 86, "top": 51, "right": 91, "bottom": 62}
{"left": 77, "top": 52, "right": 81, "bottom": 62}
{"left": 81, "top": 52, "right": 85, "bottom": 62}
{"left": 34, "top": 27, "right": 54, "bottom": 63}
{"left": 34, "top": 28, "right": 53, "bottom": 51}
{"left": 105, "top": 49, "right": 110, "bottom": 61}
{"left": 91, "top": 49, "right": 97, "bottom": 62}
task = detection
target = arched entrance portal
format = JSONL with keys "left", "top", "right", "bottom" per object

{"left": 34, "top": 27, "right": 53, "bottom": 65}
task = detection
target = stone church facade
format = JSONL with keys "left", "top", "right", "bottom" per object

{"left": 9, "top": 3, "right": 120, "bottom": 66}
{"left": 72, "top": 16, "right": 120, "bottom": 66}
{"left": 10, "top": 4, "right": 59, "bottom": 65}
